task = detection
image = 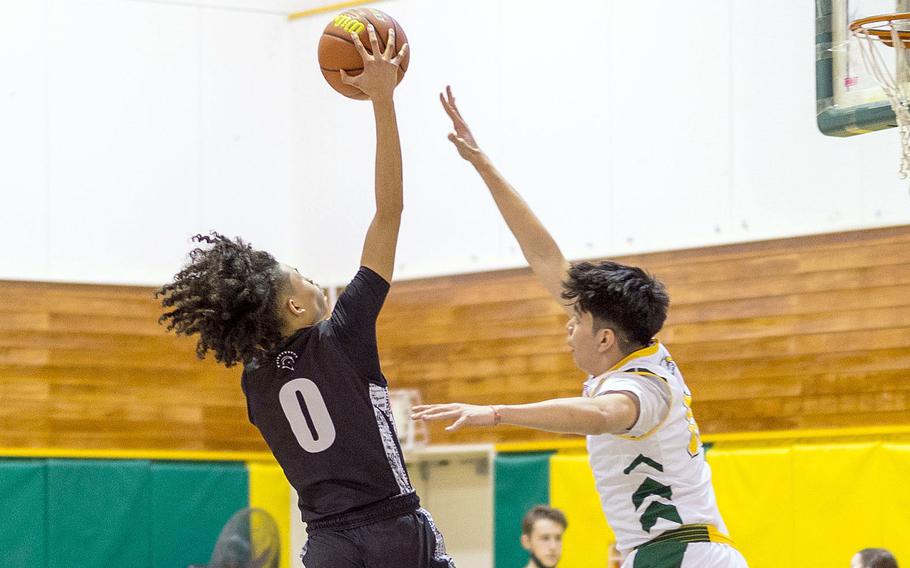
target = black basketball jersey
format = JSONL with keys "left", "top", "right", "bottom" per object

{"left": 240, "top": 266, "right": 414, "bottom": 524}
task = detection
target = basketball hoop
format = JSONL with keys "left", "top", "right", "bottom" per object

{"left": 850, "top": 12, "right": 910, "bottom": 177}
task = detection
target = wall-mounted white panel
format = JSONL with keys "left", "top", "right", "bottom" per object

{"left": 197, "top": 8, "right": 300, "bottom": 270}
{"left": 3, "top": 0, "right": 910, "bottom": 286}
{"left": 493, "top": 0, "right": 614, "bottom": 267}
{"left": 0, "top": 1, "right": 48, "bottom": 278}
{"left": 392, "top": 0, "right": 516, "bottom": 281}
{"left": 45, "top": 0, "right": 200, "bottom": 284}
{"left": 286, "top": 12, "right": 373, "bottom": 284}
{"left": 608, "top": 0, "right": 734, "bottom": 257}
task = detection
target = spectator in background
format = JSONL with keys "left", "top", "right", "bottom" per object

{"left": 852, "top": 548, "right": 899, "bottom": 568}
{"left": 521, "top": 506, "right": 567, "bottom": 568}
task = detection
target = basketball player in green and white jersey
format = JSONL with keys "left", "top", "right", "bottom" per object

{"left": 412, "top": 87, "right": 749, "bottom": 568}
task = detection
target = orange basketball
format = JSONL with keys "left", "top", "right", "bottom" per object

{"left": 317, "top": 8, "right": 410, "bottom": 100}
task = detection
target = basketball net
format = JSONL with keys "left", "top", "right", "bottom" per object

{"left": 389, "top": 389, "right": 428, "bottom": 450}
{"left": 851, "top": 13, "right": 910, "bottom": 178}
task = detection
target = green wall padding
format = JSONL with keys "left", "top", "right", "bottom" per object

{"left": 0, "top": 459, "right": 250, "bottom": 568}
{"left": 0, "top": 460, "right": 48, "bottom": 568}
{"left": 47, "top": 459, "right": 151, "bottom": 568}
{"left": 494, "top": 452, "right": 553, "bottom": 568}
{"left": 150, "top": 461, "right": 248, "bottom": 568}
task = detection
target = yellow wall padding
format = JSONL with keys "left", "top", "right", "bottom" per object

{"left": 708, "top": 440, "right": 910, "bottom": 568}
{"left": 707, "top": 445, "right": 795, "bottom": 566}
{"left": 247, "top": 461, "right": 292, "bottom": 568}
{"left": 879, "top": 443, "right": 910, "bottom": 559}
{"left": 549, "top": 454, "right": 615, "bottom": 568}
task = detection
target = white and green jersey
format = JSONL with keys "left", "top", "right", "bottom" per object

{"left": 583, "top": 342, "right": 729, "bottom": 555}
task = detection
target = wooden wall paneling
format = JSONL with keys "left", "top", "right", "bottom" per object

{"left": 0, "top": 226, "right": 908, "bottom": 451}
{"left": 379, "top": 226, "right": 910, "bottom": 444}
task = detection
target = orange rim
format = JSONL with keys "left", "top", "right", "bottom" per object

{"left": 850, "top": 12, "right": 910, "bottom": 47}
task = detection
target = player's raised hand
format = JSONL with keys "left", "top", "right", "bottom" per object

{"left": 440, "top": 85, "right": 484, "bottom": 162}
{"left": 411, "top": 403, "right": 497, "bottom": 431}
{"left": 341, "top": 25, "right": 408, "bottom": 102}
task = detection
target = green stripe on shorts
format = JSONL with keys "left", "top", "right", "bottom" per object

{"left": 633, "top": 540, "right": 688, "bottom": 568}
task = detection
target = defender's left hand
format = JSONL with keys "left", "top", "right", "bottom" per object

{"left": 411, "top": 403, "right": 497, "bottom": 431}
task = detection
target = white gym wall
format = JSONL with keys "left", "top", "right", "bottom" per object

{"left": 2, "top": 0, "right": 908, "bottom": 287}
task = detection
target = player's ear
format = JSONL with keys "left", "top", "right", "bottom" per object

{"left": 520, "top": 533, "right": 531, "bottom": 551}
{"left": 597, "top": 328, "right": 616, "bottom": 353}
{"left": 288, "top": 298, "right": 307, "bottom": 316}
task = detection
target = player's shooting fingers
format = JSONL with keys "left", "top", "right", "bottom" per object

{"left": 351, "top": 31, "right": 371, "bottom": 62}
{"left": 367, "top": 24, "right": 381, "bottom": 55}
{"left": 383, "top": 28, "right": 396, "bottom": 59}
{"left": 391, "top": 43, "right": 408, "bottom": 66}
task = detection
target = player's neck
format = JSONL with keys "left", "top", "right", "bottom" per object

{"left": 281, "top": 313, "right": 326, "bottom": 337}
{"left": 599, "top": 342, "right": 651, "bottom": 374}
{"left": 589, "top": 350, "right": 624, "bottom": 377}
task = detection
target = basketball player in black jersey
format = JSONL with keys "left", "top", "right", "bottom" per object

{"left": 158, "top": 27, "right": 454, "bottom": 568}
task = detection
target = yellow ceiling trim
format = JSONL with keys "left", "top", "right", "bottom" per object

{"left": 288, "top": 0, "right": 376, "bottom": 21}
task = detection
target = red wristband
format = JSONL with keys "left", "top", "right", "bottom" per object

{"left": 490, "top": 405, "right": 501, "bottom": 426}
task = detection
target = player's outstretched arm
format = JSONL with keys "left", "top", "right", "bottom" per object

{"left": 341, "top": 26, "right": 409, "bottom": 282}
{"left": 440, "top": 85, "right": 572, "bottom": 317}
{"left": 411, "top": 394, "right": 638, "bottom": 436}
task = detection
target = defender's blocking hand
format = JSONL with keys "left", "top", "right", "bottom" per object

{"left": 411, "top": 403, "right": 497, "bottom": 432}
{"left": 440, "top": 85, "right": 484, "bottom": 162}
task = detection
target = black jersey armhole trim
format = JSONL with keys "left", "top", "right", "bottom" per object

{"left": 325, "top": 330, "right": 388, "bottom": 387}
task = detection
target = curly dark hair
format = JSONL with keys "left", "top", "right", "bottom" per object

{"left": 561, "top": 260, "right": 669, "bottom": 350}
{"left": 157, "top": 232, "right": 290, "bottom": 367}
